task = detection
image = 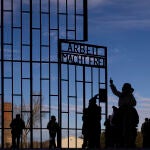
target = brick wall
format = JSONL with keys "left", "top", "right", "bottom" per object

{"left": 4, "top": 102, "right": 12, "bottom": 146}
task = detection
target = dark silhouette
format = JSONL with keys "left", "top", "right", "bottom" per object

{"left": 110, "top": 78, "right": 136, "bottom": 107}
{"left": 141, "top": 118, "right": 150, "bottom": 148}
{"left": 104, "top": 107, "right": 121, "bottom": 148}
{"left": 110, "top": 78, "right": 139, "bottom": 148}
{"left": 82, "top": 94, "right": 101, "bottom": 149}
{"left": 82, "top": 108, "right": 88, "bottom": 148}
{"left": 47, "top": 115, "right": 59, "bottom": 149}
{"left": 104, "top": 115, "right": 114, "bottom": 148}
{"left": 10, "top": 114, "right": 25, "bottom": 149}
{"left": 110, "top": 106, "right": 122, "bottom": 148}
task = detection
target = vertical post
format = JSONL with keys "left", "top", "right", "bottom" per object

{"left": 1, "top": 0, "right": 4, "bottom": 148}
{"left": 20, "top": 0, "right": 23, "bottom": 148}
{"left": 57, "top": 40, "right": 62, "bottom": 148}
{"left": 29, "top": 0, "right": 33, "bottom": 148}
{"left": 105, "top": 47, "right": 108, "bottom": 121}
{"left": 39, "top": 0, "right": 42, "bottom": 148}
{"left": 83, "top": 0, "right": 88, "bottom": 41}
{"left": 75, "top": 65, "right": 77, "bottom": 148}
{"left": 83, "top": 66, "right": 86, "bottom": 109}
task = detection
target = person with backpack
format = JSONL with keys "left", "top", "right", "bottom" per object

{"left": 10, "top": 114, "right": 25, "bottom": 149}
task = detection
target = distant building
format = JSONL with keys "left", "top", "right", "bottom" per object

{"left": 4, "top": 102, "right": 12, "bottom": 147}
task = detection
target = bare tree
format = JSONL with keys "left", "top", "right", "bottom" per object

{"left": 21, "top": 93, "right": 45, "bottom": 147}
{"left": 0, "top": 94, "right": 46, "bottom": 147}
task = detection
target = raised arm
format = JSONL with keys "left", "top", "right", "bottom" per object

{"left": 110, "top": 78, "right": 121, "bottom": 97}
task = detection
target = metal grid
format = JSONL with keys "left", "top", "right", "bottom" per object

{"left": 58, "top": 40, "right": 107, "bottom": 148}
{"left": 0, "top": 0, "right": 107, "bottom": 148}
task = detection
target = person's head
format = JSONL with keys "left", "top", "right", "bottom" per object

{"left": 145, "top": 118, "right": 148, "bottom": 122}
{"left": 16, "top": 114, "right": 20, "bottom": 119}
{"left": 108, "top": 115, "right": 112, "bottom": 120}
{"left": 89, "top": 98, "right": 96, "bottom": 106}
{"left": 112, "top": 106, "right": 118, "bottom": 112}
{"left": 122, "top": 83, "right": 134, "bottom": 93}
{"left": 51, "top": 115, "right": 56, "bottom": 121}
{"left": 89, "top": 95, "right": 97, "bottom": 106}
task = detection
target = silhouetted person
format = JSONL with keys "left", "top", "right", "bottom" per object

{"left": 111, "top": 106, "right": 122, "bottom": 148}
{"left": 110, "top": 78, "right": 139, "bottom": 148}
{"left": 148, "top": 119, "right": 150, "bottom": 147}
{"left": 10, "top": 114, "right": 25, "bottom": 149}
{"left": 47, "top": 115, "right": 59, "bottom": 149}
{"left": 82, "top": 108, "right": 88, "bottom": 148}
{"left": 141, "top": 118, "right": 150, "bottom": 148}
{"left": 110, "top": 78, "right": 136, "bottom": 107}
{"left": 104, "top": 115, "right": 114, "bottom": 148}
{"left": 86, "top": 94, "right": 101, "bottom": 149}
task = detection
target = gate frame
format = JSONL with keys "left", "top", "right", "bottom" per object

{"left": 0, "top": 0, "right": 108, "bottom": 148}
{"left": 58, "top": 39, "right": 108, "bottom": 148}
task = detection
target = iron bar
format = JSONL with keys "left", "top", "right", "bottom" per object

{"left": 1, "top": 0, "right": 4, "bottom": 147}
{"left": 29, "top": 0, "right": 33, "bottom": 148}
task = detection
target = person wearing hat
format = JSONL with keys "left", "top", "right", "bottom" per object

{"left": 110, "top": 78, "right": 138, "bottom": 148}
{"left": 110, "top": 78, "right": 136, "bottom": 107}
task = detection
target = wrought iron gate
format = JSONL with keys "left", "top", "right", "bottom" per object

{"left": 0, "top": 0, "right": 107, "bottom": 148}
{"left": 58, "top": 40, "right": 107, "bottom": 148}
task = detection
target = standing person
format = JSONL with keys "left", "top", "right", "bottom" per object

{"left": 86, "top": 94, "right": 101, "bottom": 149}
{"left": 110, "top": 78, "right": 139, "bottom": 148}
{"left": 47, "top": 115, "right": 59, "bottom": 148}
{"left": 141, "top": 118, "right": 149, "bottom": 148}
{"left": 111, "top": 106, "right": 122, "bottom": 148}
{"left": 10, "top": 114, "right": 25, "bottom": 149}
{"left": 104, "top": 115, "right": 113, "bottom": 148}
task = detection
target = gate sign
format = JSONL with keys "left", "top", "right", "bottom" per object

{"left": 59, "top": 41, "right": 107, "bottom": 68}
